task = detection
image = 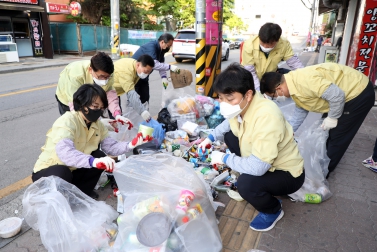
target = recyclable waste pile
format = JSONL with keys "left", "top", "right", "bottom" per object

{"left": 112, "top": 154, "right": 223, "bottom": 252}
{"left": 22, "top": 176, "right": 118, "bottom": 252}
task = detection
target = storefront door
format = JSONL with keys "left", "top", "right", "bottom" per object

{"left": 12, "top": 17, "right": 33, "bottom": 57}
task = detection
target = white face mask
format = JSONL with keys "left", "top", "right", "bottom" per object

{"left": 260, "top": 44, "right": 275, "bottom": 53}
{"left": 275, "top": 90, "right": 286, "bottom": 103}
{"left": 92, "top": 77, "right": 109, "bottom": 86}
{"left": 137, "top": 72, "right": 149, "bottom": 79}
{"left": 220, "top": 97, "right": 247, "bottom": 119}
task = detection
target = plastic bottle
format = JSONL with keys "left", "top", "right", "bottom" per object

{"left": 181, "top": 204, "right": 203, "bottom": 224}
{"left": 304, "top": 193, "right": 322, "bottom": 204}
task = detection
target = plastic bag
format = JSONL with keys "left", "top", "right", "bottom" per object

{"left": 22, "top": 176, "right": 118, "bottom": 252}
{"left": 288, "top": 119, "right": 332, "bottom": 202}
{"left": 167, "top": 96, "right": 197, "bottom": 116}
{"left": 141, "top": 119, "right": 166, "bottom": 146}
{"left": 205, "top": 101, "right": 225, "bottom": 129}
{"left": 157, "top": 108, "right": 178, "bottom": 132}
{"left": 195, "top": 95, "right": 215, "bottom": 116}
{"left": 161, "top": 83, "right": 195, "bottom": 108}
{"left": 109, "top": 107, "right": 143, "bottom": 142}
{"left": 113, "top": 154, "right": 223, "bottom": 252}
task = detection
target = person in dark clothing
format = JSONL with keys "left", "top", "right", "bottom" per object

{"left": 315, "top": 36, "right": 323, "bottom": 53}
{"left": 132, "top": 33, "right": 180, "bottom": 104}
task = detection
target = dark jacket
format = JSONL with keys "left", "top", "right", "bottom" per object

{"left": 132, "top": 40, "right": 165, "bottom": 63}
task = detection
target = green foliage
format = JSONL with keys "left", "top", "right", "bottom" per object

{"left": 225, "top": 15, "right": 248, "bottom": 32}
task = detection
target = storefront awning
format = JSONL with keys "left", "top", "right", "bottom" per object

{"left": 0, "top": 2, "right": 45, "bottom": 12}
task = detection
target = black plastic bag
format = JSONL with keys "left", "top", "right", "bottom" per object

{"left": 157, "top": 108, "right": 178, "bottom": 132}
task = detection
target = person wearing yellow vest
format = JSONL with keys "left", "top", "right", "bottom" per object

{"left": 34, "top": 84, "right": 152, "bottom": 199}
{"left": 241, "top": 23, "right": 304, "bottom": 91}
{"left": 198, "top": 63, "right": 305, "bottom": 232}
{"left": 55, "top": 52, "right": 130, "bottom": 132}
{"left": 113, "top": 54, "right": 155, "bottom": 122}
{"left": 260, "top": 63, "right": 375, "bottom": 176}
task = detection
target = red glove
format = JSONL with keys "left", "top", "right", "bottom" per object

{"left": 128, "top": 132, "right": 153, "bottom": 149}
{"left": 92, "top": 156, "right": 115, "bottom": 172}
{"left": 115, "top": 115, "right": 133, "bottom": 130}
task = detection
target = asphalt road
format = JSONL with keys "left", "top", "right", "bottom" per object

{"left": 0, "top": 35, "right": 311, "bottom": 205}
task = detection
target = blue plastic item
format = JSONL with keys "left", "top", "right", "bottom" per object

{"left": 141, "top": 119, "right": 166, "bottom": 146}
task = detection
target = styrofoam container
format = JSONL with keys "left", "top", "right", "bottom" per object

{"left": 0, "top": 217, "right": 22, "bottom": 238}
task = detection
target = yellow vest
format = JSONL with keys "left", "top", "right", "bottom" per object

{"left": 34, "top": 111, "right": 109, "bottom": 173}
{"left": 241, "top": 36, "right": 294, "bottom": 79}
{"left": 228, "top": 92, "right": 304, "bottom": 177}
{"left": 113, "top": 58, "right": 140, "bottom": 96}
{"left": 56, "top": 60, "right": 115, "bottom": 106}
{"left": 285, "top": 63, "right": 369, "bottom": 113}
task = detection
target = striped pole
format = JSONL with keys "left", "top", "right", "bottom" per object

{"left": 195, "top": 0, "right": 206, "bottom": 95}
{"left": 196, "top": 38, "right": 206, "bottom": 95}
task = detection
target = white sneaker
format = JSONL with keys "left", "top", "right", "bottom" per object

{"left": 362, "top": 156, "right": 377, "bottom": 172}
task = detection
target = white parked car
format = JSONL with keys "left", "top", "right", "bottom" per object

{"left": 172, "top": 29, "right": 229, "bottom": 62}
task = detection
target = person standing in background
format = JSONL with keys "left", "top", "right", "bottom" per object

{"left": 131, "top": 33, "right": 180, "bottom": 105}
{"left": 241, "top": 23, "right": 304, "bottom": 91}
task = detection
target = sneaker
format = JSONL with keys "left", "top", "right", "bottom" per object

{"left": 362, "top": 156, "right": 377, "bottom": 172}
{"left": 250, "top": 209, "right": 284, "bottom": 232}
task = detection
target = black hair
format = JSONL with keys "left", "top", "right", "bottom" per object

{"left": 90, "top": 52, "right": 114, "bottom": 74}
{"left": 213, "top": 63, "right": 255, "bottom": 95}
{"left": 137, "top": 54, "right": 155, "bottom": 68}
{"left": 260, "top": 72, "right": 283, "bottom": 94}
{"left": 259, "top": 23, "right": 282, "bottom": 44}
{"left": 158, "top": 33, "right": 174, "bottom": 43}
{"left": 73, "top": 84, "right": 108, "bottom": 117}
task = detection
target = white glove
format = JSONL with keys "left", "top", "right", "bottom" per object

{"left": 211, "top": 151, "right": 226, "bottom": 165}
{"left": 141, "top": 110, "right": 151, "bottom": 122}
{"left": 115, "top": 115, "right": 133, "bottom": 130}
{"left": 92, "top": 156, "right": 115, "bottom": 172}
{"left": 162, "top": 77, "right": 169, "bottom": 89}
{"left": 170, "top": 65, "right": 180, "bottom": 73}
{"left": 128, "top": 132, "right": 153, "bottom": 149}
{"left": 198, "top": 138, "right": 213, "bottom": 152}
{"left": 101, "top": 118, "right": 118, "bottom": 132}
{"left": 321, "top": 117, "right": 338, "bottom": 131}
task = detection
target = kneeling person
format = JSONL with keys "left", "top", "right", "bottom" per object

{"left": 33, "top": 84, "right": 152, "bottom": 198}
{"left": 199, "top": 63, "right": 305, "bottom": 231}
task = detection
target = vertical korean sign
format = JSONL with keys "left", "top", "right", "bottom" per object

{"left": 30, "top": 19, "right": 43, "bottom": 56}
{"left": 205, "top": 0, "right": 222, "bottom": 45}
{"left": 353, "top": 0, "right": 377, "bottom": 78}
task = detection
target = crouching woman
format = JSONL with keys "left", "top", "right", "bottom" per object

{"left": 32, "top": 84, "right": 151, "bottom": 198}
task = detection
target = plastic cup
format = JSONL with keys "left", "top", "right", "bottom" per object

{"left": 136, "top": 212, "right": 172, "bottom": 247}
{"left": 176, "top": 189, "right": 195, "bottom": 214}
{"left": 138, "top": 124, "right": 154, "bottom": 138}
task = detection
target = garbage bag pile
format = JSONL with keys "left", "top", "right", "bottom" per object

{"left": 22, "top": 176, "right": 118, "bottom": 252}
{"left": 113, "top": 154, "right": 223, "bottom": 252}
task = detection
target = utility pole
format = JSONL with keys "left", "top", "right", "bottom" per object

{"left": 110, "top": 0, "right": 120, "bottom": 59}
{"left": 195, "top": 0, "right": 206, "bottom": 95}
{"left": 308, "top": 0, "right": 316, "bottom": 50}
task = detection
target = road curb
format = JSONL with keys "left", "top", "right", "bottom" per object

{"left": 0, "top": 63, "right": 70, "bottom": 74}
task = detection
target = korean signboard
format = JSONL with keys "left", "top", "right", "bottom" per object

{"left": 128, "top": 30, "right": 156, "bottom": 39}
{"left": 206, "top": 0, "right": 222, "bottom": 45}
{"left": 350, "top": 0, "right": 377, "bottom": 78}
{"left": 46, "top": 3, "right": 70, "bottom": 14}
{"left": 30, "top": 19, "right": 43, "bottom": 56}
{"left": 0, "top": 0, "right": 38, "bottom": 4}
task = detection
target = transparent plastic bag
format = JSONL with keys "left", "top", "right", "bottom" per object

{"left": 167, "top": 96, "right": 198, "bottom": 117}
{"left": 22, "top": 176, "right": 118, "bottom": 252}
{"left": 161, "top": 83, "right": 195, "bottom": 108}
{"left": 109, "top": 107, "right": 143, "bottom": 142}
{"left": 288, "top": 119, "right": 332, "bottom": 202}
{"left": 113, "top": 154, "right": 223, "bottom": 252}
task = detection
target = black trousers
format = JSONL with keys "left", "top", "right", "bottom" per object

{"left": 224, "top": 131, "right": 305, "bottom": 214}
{"left": 326, "top": 81, "right": 375, "bottom": 173}
{"left": 55, "top": 95, "right": 70, "bottom": 116}
{"left": 32, "top": 149, "right": 106, "bottom": 196}
{"left": 135, "top": 77, "right": 150, "bottom": 104}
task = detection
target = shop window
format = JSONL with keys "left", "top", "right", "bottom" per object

{"left": 12, "top": 18, "right": 30, "bottom": 39}
{"left": 0, "top": 17, "right": 12, "bottom": 37}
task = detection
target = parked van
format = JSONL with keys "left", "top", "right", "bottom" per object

{"left": 172, "top": 29, "right": 229, "bottom": 62}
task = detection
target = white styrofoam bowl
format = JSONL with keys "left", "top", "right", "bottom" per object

{"left": 0, "top": 217, "right": 22, "bottom": 238}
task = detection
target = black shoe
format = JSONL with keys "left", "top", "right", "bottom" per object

{"left": 90, "top": 190, "right": 99, "bottom": 199}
